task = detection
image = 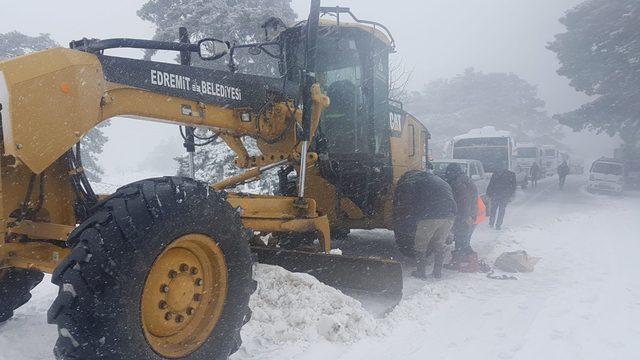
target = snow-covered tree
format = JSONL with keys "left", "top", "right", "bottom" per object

{"left": 175, "top": 130, "right": 279, "bottom": 193}
{"left": 139, "top": 0, "right": 296, "bottom": 191}
{"left": 0, "top": 31, "right": 57, "bottom": 57}
{"left": 548, "top": 0, "right": 640, "bottom": 146}
{"left": 138, "top": 0, "right": 296, "bottom": 75}
{"left": 407, "top": 68, "right": 562, "bottom": 151}
{"left": 0, "top": 31, "right": 109, "bottom": 181}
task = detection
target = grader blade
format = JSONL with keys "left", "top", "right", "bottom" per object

{"left": 251, "top": 246, "right": 403, "bottom": 302}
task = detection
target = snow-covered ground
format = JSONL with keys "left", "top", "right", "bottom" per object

{"left": 1, "top": 176, "right": 639, "bottom": 360}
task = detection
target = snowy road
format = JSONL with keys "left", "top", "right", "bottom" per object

{"left": 1, "top": 176, "right": 639, "bottom": 360}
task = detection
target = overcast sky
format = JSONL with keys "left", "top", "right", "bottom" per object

{"left": 0, "top": 0, "right": 618, "bottom": 180}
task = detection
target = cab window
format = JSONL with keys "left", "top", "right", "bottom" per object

{"left": 316, "top": 37, "right": 368, "bottom": 154}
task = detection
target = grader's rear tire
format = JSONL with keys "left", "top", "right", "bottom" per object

{"left": 47, "top": 177, "right": 254, "bottom": 360}
{"left": 0, "top": 268, "right": 44, "bottom": 323}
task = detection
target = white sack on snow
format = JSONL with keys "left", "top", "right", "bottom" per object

{"left": 494, "top": 250, "right": 540, "bottom": 273}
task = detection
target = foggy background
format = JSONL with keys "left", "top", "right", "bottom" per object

{"left": 0, "top": 0, "right": 620, "bottom": 183}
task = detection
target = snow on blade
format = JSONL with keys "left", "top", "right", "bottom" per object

{"left": 238, "top": 264, "right": 379, "bottom": 352}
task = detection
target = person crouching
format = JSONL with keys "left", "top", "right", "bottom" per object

{"left": 412, "top": 171, "right": 457, "bottom": 279}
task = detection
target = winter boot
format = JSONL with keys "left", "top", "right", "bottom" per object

{"left": 432, "top": 252, "right": 444, "bottom": 278}
{"left": 457, "top": 251, "right": 480, "bottom": 273}
{"left": 411, "top": 252, "right": 428, "bottom": 279}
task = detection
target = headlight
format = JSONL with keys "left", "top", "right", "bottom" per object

{"left": 590, "top": 174, "right": 595, "bottom": 181}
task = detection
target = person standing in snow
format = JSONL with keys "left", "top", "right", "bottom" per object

{"left": 444, "top": 163, "right": 479, "bottom": 263}
{"left": 557, "top": 161, "right": 570, "bottom": 190}
{"left": 530, "top": 162, "right": 541, "bottom": 188}
{"left": 486, "top": 166, "right": 516, "bottom": 230}
{"left": 410, "top": 171, "right": 457, "bottom": 279}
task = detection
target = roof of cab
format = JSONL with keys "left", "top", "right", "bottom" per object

{"left": 318, "top": 19, "right": 393, "bottom": 47}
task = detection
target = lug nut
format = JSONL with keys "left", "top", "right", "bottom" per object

{"left": 193, "top": 293, "right": 202, "bottom": 302}
{"left": 175, "top": 314, "right": 184, "bottom": 323}
{"left": 195, "top": 278, "right": 203, "bottom": 286}
{"left": 159, "top": 301, "right": 168, "bottom": 310}
{"left": 180, "top": 263, "right": 189, "bottom": 272}
{"left": 186, "top": 307, "right": 195, "bottom": 316}
{"left": 190, "top": 267, "right": 199, "bottom": 275}
{"left": 160, "top": 284, "right": 170, "bottom": 293}
{"left": 168, "top": 270, "right": 178, "bottom": 279}
{"left": 164, "top": 312, "right": 173, "bottom": 321}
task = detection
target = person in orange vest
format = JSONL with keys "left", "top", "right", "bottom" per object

{"left": 444, "top": 163, "right": 479, "bottom": 268}
{"left": 476, "top": 196, "right": 488, "bottom": 225}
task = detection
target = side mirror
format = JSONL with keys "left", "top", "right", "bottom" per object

{"left": 198, "top": 38, "right": 229, "bottom": 61}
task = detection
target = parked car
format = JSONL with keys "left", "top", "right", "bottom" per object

{"left": 432, "top": 159, "right": 490, "bottom": 196}
{"left": 587, "top": 157, "right": 625, "bottom": 194}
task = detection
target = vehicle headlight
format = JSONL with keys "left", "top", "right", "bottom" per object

{"left": 590, "top": 174, "right": 595, "bottom": 181}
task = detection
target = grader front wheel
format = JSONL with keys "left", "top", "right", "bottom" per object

{"left": 47, "top": 177, "right": 254, "bottom": 360}
{"left": 141, "top": 234, "right": 228, "bottom": 358}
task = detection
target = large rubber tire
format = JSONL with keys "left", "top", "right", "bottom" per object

{"left": 0, "top": 268, "right": 44, "bottom": 323}
{"left": 47, "top": 177, "right": 254, "bottom": 360}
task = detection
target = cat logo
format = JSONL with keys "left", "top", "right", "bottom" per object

{"left": 389, "top": 112, "right": 403, "bottom": 135}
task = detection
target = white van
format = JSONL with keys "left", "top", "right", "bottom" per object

{"left": 587, "top": 158, "right": 625, "bottom": 194}
{"left": 431, "top": 159, "right": 490, "bottom": 196}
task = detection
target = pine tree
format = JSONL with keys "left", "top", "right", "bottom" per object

{"left": 138, "top": 0, "right": 296, "bottom": 74}
{"left": 407, "top": 68, "right": 562, "bottom": 152}
{"left": 139, "top": 0, "right": 296, "bottom": 191}
{"left": 548, "top": 0, "right": 640, "bottom": 146}
{"left": 174, "top": 129, "right": 279, "bottom": 192}
{"left": 0, "top": 31, "right": 57, "bottom": 57}
{"left": 0, "top": 31, "right": 109, "bottom": 181}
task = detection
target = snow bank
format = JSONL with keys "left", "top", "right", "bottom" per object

{"left": 238, "top": 264, "right": 379, "bottom": 351}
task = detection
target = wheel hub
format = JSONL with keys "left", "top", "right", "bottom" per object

{"left": 166, "top": 272, "right": 197, "bottom": 313}
{"left": 141, "top": 234, "right": 227, "bottom": 358}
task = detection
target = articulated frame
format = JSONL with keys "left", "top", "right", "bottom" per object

{"left": 0, "top": 46, "right": 331, "bottom": 275}
{"left": 0, "top": 195, "right": 331, "bottom": 274}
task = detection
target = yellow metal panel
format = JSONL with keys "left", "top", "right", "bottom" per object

{"left": 0, "top": 242, "right": 70, "bottom": 273}
{"left": 7, "top": 220, "right": 75, "bottom": 241}
{"left": 0, "top": 48, "right": 106, "bottom": 174}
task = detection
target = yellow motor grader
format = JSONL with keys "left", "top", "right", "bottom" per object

{"left": 0, "top": 2, "right": 429, "bottom": 359}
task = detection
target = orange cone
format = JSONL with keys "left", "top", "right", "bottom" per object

{"left": 475, "top": 196, "right": 487, "bottom": 225}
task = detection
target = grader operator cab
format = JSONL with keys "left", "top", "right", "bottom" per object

{"left": 0, "top": 1, "right": 429, "bottom": 359}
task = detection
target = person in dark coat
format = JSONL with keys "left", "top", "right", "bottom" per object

{"left": 399, "top": 171, "right": 457, "bottom": 279}
{"left": 530, "top": 162, "right": 541, "bottom": 188}
{"left": 444, "top": 163, "right": 479, "bottom": 258}
{"left": 557, "top": 161, "right": 570, "bottom": 190}
{"left": 486, "top": 167, "right": 516, "bottom": 230}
